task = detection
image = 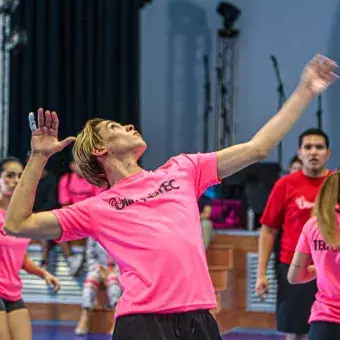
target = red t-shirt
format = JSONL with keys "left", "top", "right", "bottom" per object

{"left": 260, "top": 170, "right": 332, "bottom": 264}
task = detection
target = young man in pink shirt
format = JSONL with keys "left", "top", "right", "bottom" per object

{"left": 288, "top": 172, "right": 340, "bottom": 339}
{"left": 4, "top": 55, "right": 338, "bottom": 339}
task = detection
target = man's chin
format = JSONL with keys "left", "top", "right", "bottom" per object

{"left": 307, "top": 165, "right": 324, "bottom": 173}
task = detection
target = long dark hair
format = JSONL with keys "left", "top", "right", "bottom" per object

{"left": 0, "top": 157, "right": 22, "bottom": 172}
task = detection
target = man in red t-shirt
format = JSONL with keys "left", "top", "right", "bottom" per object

{"left": 256, "top": 128, "right": 331, "bottom": 340}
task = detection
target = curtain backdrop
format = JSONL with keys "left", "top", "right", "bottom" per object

{"left": 8, "top": 0, "right": 145, "bottom": 175}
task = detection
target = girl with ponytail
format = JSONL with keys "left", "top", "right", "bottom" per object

{"left": 288, "top": 171, "right": 340, "bottom": 340}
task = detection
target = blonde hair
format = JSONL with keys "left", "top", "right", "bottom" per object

{"left": 72, "top": 118, "right": 109, "bottom": 188}
{"left": 313, "top": 172, "right": 340, "bottom": 247}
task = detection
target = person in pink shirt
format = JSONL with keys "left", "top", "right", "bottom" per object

{"left": 288, "top": 171, "right": 340, "bottom": 340}
{"left": 3, "top": 55, "right": 338, "bottom": 339}
{"left": 42, "top": 158, "right": 105, "bottom": 276}
{"left": 0, "top": 157, "right": 60, "bottom": 340}
{"left": 59, "top": 158, "right": 104, "bottom": 205}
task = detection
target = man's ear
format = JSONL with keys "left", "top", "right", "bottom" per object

{"left": 92, "top": 147, "right": 107, "bottom": 157}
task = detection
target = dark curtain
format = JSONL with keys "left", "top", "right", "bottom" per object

{"left": 8, "top": 0, "right": 143, "bottom": 176}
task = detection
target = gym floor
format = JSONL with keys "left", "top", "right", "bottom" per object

{"left": 32, "top": 321, "right": 285, "bottom": 340}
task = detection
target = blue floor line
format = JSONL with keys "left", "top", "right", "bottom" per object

{"left": 221, "top": 327, "right": 238, "bottom": 335}
{"left": 228, "top": 327, "right": 284, "bottom": 335}
{"left": 32, "top": 320, "right": 77, "bottom": 326}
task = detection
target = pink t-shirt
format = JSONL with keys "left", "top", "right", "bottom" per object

{"left": 0, "top": 209, "right": 30, "bottom": 301}
{"left": 296, "top": 215, "right": 340, "bottom": 324}
{"left": 58, "top": 172, "right": 104, "bottom": 205}
{"left": 53, "top": 153, "right": 220, "bottom": 317}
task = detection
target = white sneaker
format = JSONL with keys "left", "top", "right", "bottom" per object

{"left": 74, "top": 325, "right": 89, "bottom": 336}
{"left": 67, "top": 254, "right": 83, "bottom": 276}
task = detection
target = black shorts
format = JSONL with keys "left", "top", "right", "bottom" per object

{"left": 114, "top": 309, "right": 222, "bottom": 340}
{"left": 309, "top": 321, "right": 340, "bottom": 340}
{"left": 0, "top": 297, "right": 26, "bottom": 313}
{"left": 276, "top": 262, "right": 317, "bottom": 334}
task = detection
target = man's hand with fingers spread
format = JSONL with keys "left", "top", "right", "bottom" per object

{"left": 29, "top": 108, "right": 76, "bottom": 158}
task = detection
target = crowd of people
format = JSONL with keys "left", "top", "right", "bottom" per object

{"left": 0, "top": 54, "right": 339, "bottom": 340}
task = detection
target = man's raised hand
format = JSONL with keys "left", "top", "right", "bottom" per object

{"left": 29, "top": 108, "right": 76, "bottom": 158}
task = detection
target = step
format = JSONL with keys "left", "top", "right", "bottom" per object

{"left": 209, "top": 266, "right": 231, "bottom": 291}
{"left": 210, "top": 234, "right": 232, "bottom": 246}
{"left": 206, "top": 245, "right": 234, "bottom": 268}
{"left": 89, "top": 309, "right": 115, "bottom": 334}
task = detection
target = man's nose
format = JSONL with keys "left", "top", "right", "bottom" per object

{"left": 125, "top": 124, "right": 134, "bottom": 132}
{"left": 310, "top": 147, "right": 319, "bottom": 155}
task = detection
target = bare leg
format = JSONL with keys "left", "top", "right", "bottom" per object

{"left": 41, "top": 240, "right": 52, "bottom": 266}
{"left": 61, "top": 241, "right": 83, "bottom": 276}
{"left": 60, "top": 241, "right": 72, "bottom": 258}
{"left": 75, "top": 271, "right": 99, "bottom": 335}
{"left": 7, "top": 308, "right": 32, "bottom": 340}
{"left": 75, "top": 309, "right": 92, "bottom": 335}
{"left": 0, "top": 312, "right": 11, "bottom": 340}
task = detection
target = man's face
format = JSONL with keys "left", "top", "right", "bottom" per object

{"left": 298, "top": 135, "right": 330, "bottom": 174}
{"left": 96, "top": 120, "right": 147, "bottom": 159}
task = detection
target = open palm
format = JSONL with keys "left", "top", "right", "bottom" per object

{"left": 300, "top": 54, "right": 339, "bottom": 96}
{"left": 30, "top": 108, "right": 76, "bottom": 157}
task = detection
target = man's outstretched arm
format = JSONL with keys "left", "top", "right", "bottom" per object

{"left": 216, "top": 54, "right": 338, "bottom": 179}
{"left": 4, "top": 109, "right": 75, "bottom": 239}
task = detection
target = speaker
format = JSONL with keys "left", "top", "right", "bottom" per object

{"left": 221, "top": 162, "right": 280, "bottom": 200}
{"left": 244, "top": 182, "right": 273, "bottom": 215}
{"left": 244, "top": 162, "right": 281, "bottom": 185}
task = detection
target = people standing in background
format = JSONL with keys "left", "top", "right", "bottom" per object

{"left": 256, "top": 128, "right": 332, "bottom": 340}
{"left": 58, "top": 159, "right": 105, "bottom": 207}
{"left": 26, "top": 151, "right": 62, "bottom": 269}
{"left": 58, "top": 158, "right": 107, "bottom": 275}
{"left": 75, "top": 238, "right": 121, "bottom": 335}
{"left": 272, "top": 155, "right": 302, "bottom": 262}
{"left": 289, "top": 154, "right": 302, "bottom": 173}
{"left": 27, "top": 151, "right": 84, "bottom": 275}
